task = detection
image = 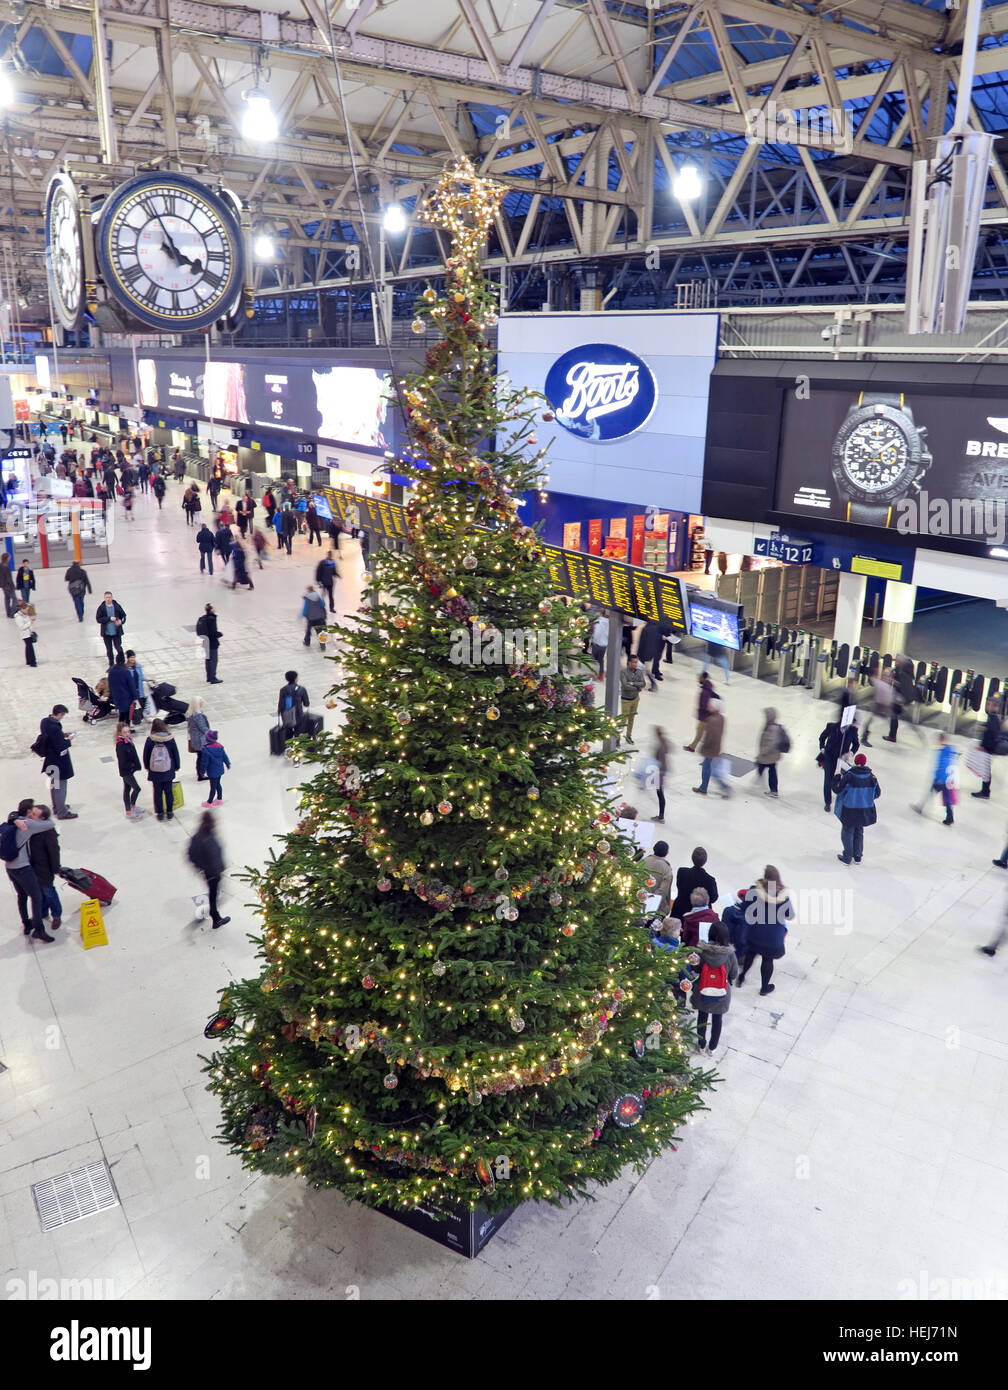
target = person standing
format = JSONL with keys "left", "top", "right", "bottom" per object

{"left": 652, "top": 725, "right": 671, "bottom": 823}
{"left": 187, "top": 698, "right": 210, "bottom": 781}
{"left": 670, "top": 846, "right": 719, "bottom": 921}
{"left": 95, "top": 590, "right": 126, "bottom": 663}
{"left": 754, "top": 705, "right": 787, "bottom": 798}
{"left": 684, "top": 670, "right": 716, "bottom": 752}
{"left": 686, "top": 928, "right": 734, "bottom": 1056}
{"left": 236, "top": 490, "right": 255, "bottom": 539}
{"left": 315, "top": 550, "right": 339, "bottom": 613}
{"left": 694, "top": 696, "right": 730, "bottom": 797}
{"left": 4, "top": 798, "right": 55, "bottom": 941}
{"left": 818, "top": 718, "right": 860, "bottom": 813}
{"left": 280, "top": 506, "right": 296, "bottom": 556}
{"left": 619, "top": 654, "right": 646, "bottom": 745}
{"left": 0, "top": 552, "right": 16, "bottom": 619}
{"left": 833, "top": 752, "right": 881, "bottom": 864}
{"left": 16, "top": 558, "right": 35, "bottom": 604}
{"left": 200, "top": 730, "right": 230, "bottom": 807}
{"left": 306, "top": 497, "right": 323, "bottom": 547}
{"left": 38, "top": 705, "right": 78, "bottom": 820}
{"left": 262, "top": 486, "right": 276, "bottom": 529}
{"left": 912, "top": 733, "right": 958, "bottom": 824}
{"left": 637, "top": 619, "right": 670, "bottom": 690}
{"left": 152, "top": 472, "right": 166, "bottom": 510}
{"left": 208, "top": 473, "right": 222, "bottom": 514}
{"left": 738, "top": 867, "right": 794, "bottom": 996}
{"left": 641, "top": 839, "right": 674, "bottom": 915}
{"left": 107, "top": 653, "right": 134, "bottom": 722}
{"left": 115, "top": 721, "right": 142, "bottom": 818}
{"left": 64, "top": 559, "right": 92, "bottom": 622}
{"left": 681, "top": 887, "right": 722, "bottom": 946}
{"left": 196, "top": 521, "right": 216, "bottom": 575}
{"left": 124, "top": 650, "right": 146, "bottom": 723}
{"left": 15, "top": 600, "right": 37, "bottom": 665}
{"left": 589, "top": 612, "right": 609, "bottom": 681}
{"left": 142, "top": 718, "right": 181, "bottom": 822}
{"left": 27, "top": 805, "right": 63, "bottom": 927}
{"left": 196, "top": 603, "right": 223, "bottom": 684}
{"left": 972, "top": 695, "right": 1003, "bottom": 800}
{"left": 186, "top": 812, "right": 230, "bottom": 929}
{"left": 172, "top": 450, "right": 185, "bottom": 482}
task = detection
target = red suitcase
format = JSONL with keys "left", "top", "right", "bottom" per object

{"left": 60, "top": 867, "right": 117, "bottom": 906}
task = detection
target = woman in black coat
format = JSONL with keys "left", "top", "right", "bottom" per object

{"left": 187, "top": 811, "right": 230, "bottom": 928}
{"left": 116, "top": 721, "right": 143, "bottom": 818}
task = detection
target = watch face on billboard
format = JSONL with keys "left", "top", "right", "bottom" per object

{"left": 544, "top": 343, "right": 658, "bottom": 442}
{"left": 776, "top": 388, "right": 1008, "bottom": 540}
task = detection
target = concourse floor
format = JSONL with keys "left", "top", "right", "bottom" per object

{"left": 1, "top": 487, "right": 1006, "bottom": 1301}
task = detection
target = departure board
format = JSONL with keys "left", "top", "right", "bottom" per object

{"left": 322, "top": 487, "right": 690, "bottom": 631}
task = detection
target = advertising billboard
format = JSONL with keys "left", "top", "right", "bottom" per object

{"left": 776, "top": 386, "right": 1008, "bottom": 542}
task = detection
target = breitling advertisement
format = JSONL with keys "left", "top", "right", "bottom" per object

{"left": 776, "top": 387, "right": 1008, "bottom": 543}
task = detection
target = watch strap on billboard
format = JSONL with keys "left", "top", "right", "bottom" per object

{"left": 858, "top": 391, "right": 904, "bottom": 409}
{"left": 846, "top": 501, "right": 893, "bottom": 527}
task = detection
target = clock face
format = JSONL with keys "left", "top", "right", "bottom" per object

{"left": 840, "top": 418, "right": 910, "bottom": 493}
{"left": 45, "top": 175, "right": 84, "bottom": 330}
{"left": 96, "top": 173, "right": 243, "bottom": 332}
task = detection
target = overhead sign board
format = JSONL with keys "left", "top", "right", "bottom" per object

{"left": 544, "top": 343, "right": 658, "bottom": 443}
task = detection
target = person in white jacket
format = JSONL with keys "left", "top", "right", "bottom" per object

{"left": 14, "top": 600, "right": 36, "bottom": 666}
{"left": 590, "top": 613, "right": 609, "bottom": 681}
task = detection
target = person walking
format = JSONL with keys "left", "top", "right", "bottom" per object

{"left": 637, "top": 619, "right": 671, "bottom": 690}
{"left": 64, "top": 559, "right": 91, "bottom": 622}
{"left": 619, "top": 654, "right": 647, "bottom": 744}
{"left": 15, "top": 600, "right": 37, "bottom": 665}
{"left": 690, "top": 923, "right": 739, "bottom": 1055}
{"left": 971, "top": 695, "right": 1003, "bottom": 800}
{"left": 694, "top": 696, "right": 730, "bottom": 797}
{"left": 142, "top": 718, "right": 181, "bottom": 822}
{"left": 186, "top": 811, "right": 230, "bottom": 928}
{"left": 16, "top": 558, "right": 36, "bottom": 605}
{"left": 95, "top": 591, "right": 126, "bottom": 663}
{"left": 280, "top": 506, "right": 296, "bottom": 556}
{"left": 262, "top": 486, "right": 276, "bottom": 529}
{"left": 27, "top": 805, "right": 63, "bottom": 927}
{"left": 187, "top": 698, "right": 211, "bottom": 782}
{"left": 236, "top": 490, "right": 255, "bottom": 539}
{"left": 720, "top": 887, "right": 750, "bottom": 965}
{"left": 302, "top": 586, "right": 327, "bottom": 647}
{"left": 818, "top": 718, "right": 860, "bottom": 813}
{"left": 38, "top": 705, "right": 78, "bottom": 820}
{"left": 189, "top": 484, "right": 204, "bottom": 526}
{"left": 200, "top": 730, "right": 230, "bottom": 807}
{"left": 251, "top": 526, "right": 268, "bottom": 569}
{"left": 305, "top": 497, "right": 323, "bottom": 546}
{"left": 670, "top": 846, "right": 719, "bottom": 920}
{"left": 913, "top": 733, "right": 958, "bottom": 824}
{"left": 196, "top": 603, "right": 222, "bottom": 684}
{"left": 272, "top": 505, "right": 284, "bottom": 550}
{"left": 152, "top": 472, "right": 166, "bottom": 510}
{"left": 754, "top": 705, "right": 788, "bottom": 798}
{"left": 652, "top": 725, "right": 671, "bottom": 823}
{"left": 738, "top": 866, "right": 794, "bottom": 996}
{"left": 315, "top": 549, "right": 339, "bottom": 613}
{"left": 589, "top": 612, "right": 609, "bottom": 681}
{"left": 882, "top": 656, "right": 917, "bottom": 744}
{"left": 277, "top": 670, "right": 310, "bottom": 739}
{"left": 214, "top": 519, "right": 233, "bottom": 567}
{"left": 641, "top": 839, "right": 674, "bottom": 915}
{"left": 833, "top": 752, "right": 881, "bottom": 864}
{"left": 121, "top": 482, "right": 135, "bottom": 520}
{"left": 0, "top": 552, "right": 16, "bottom": 619}
{"left": 172, "top": 450, "right": 185, "bottom": 482}
{"left": 115, "top": 721, "right": 143, "bottom": 818}
{"left": 861, "top": 668, "right": 893, "bottom": 749}
{"left": 3, "top": 798, "right": 56, "bottom": 941}
{"left": 196, "top": 522, "right": 216, "bottom": 575}
{"left": 230, "top": 539, "right": 254, "bottom": 590}
{"left": 684, "top": 670, "right": 716, "bottom": 752}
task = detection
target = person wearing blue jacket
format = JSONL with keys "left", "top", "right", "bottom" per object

{"left": 720, "top": 887, "right": 750, "bottom": 962}
{"left": 124, "top": 650, "right": 146, "bottom": 718}
{"left": 200, "top": 730, "right": 231, "bottom": 807}
{"left": 107, "top": 653, "right": 135, "bottom": 722}
{"left": 833, "top": 753, "right": 882, "bottom": 864}
{"left": 912, "top": 733, "right": 958, "bottom": 826}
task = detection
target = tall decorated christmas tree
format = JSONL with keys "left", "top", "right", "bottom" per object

{"left": 205, "top": 160, "right": 714, "bottom": 1215}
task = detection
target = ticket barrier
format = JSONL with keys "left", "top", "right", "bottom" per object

{"left": 947, "top": 686, "right": 968, "bottom": 736}
{"left": 812, "top": 650, "right": 830, "bottom": 700}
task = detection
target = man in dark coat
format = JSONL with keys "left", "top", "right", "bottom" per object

{"left": 108, "top": 653, "right": 135, "bottom": 721}
{"left": 833, "top": 753, "right": 881, "bottom": 864}
{"left": 0, "top": 553, "right": 16, "bottom": 619}
{"left": 684, "top": 670, "right": 715, "bottom": 751}
{"left": 973, "top": 695, "right": 1003, "bottom": 799}
{"left": 215, "top": 521, "right": 233, "bottom": 564}
{"left": 39, "top": 705, "right": 78, "bottom": 820}
{"left": 196, "top": 603, "right": 223, "bottom": 684}
{"left": 187, "top": 811, "right": 230, "bottom": 928}
{"left": 280, "top": 506, "right": 296, "bottom": 556}
{"left": 196, "top": 522, "right": 217, "bottom": 575}
{"left": 670, "top": 846, "right": 719, "bottom": 920}
{"left": 315, "top": 551, "right": 339, "bottom": 613}
{"left": 95, "top": 591, "right": 126, "bottom": 663}
{"left": 818, "top": 719, "right": 860, "bottom": 812}
{"left": 637, "top": 619, "right": 673, "bottom": 690}
{"left": 27, "top": 806, "right": 63, "bottom": 928}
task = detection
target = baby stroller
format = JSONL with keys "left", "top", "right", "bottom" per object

{"left": 72, "top": 676, "right": 113, "bottom": 724}
{"left": 149, "top": 681, "right": 188, "bottom": 725}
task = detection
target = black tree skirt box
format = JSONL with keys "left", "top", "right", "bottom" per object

{"left": 374, "top": 1196, "right": 515, "bottom": 1257}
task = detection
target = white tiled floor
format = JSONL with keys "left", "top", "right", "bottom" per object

{"left": 2, "top": 482, "right": 1007, "bottom": 1300}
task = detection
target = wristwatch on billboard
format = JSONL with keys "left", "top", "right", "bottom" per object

{"left": 830, "top": 391, "right": 932, "bottom": 526}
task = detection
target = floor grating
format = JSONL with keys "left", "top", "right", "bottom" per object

{"left": 31, "top": 1161, "right": 121, "bottom": 1232}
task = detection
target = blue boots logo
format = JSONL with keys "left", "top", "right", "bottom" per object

{"left": 544, "top": 344, "right": 657, "bottom": 442}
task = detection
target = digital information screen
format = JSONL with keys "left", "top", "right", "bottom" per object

{"left": 322, "top": 486, "right": 691, "bottom": 631}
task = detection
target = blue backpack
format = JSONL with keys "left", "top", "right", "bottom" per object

{"left": 0, "top": 821, "right": 20, "bottom": 862}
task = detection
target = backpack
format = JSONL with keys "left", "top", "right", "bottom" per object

{"left": 149, "top": 742, "right": 172, "bottom": 774}
{"left": 68, "top": 577, "right": 86, "bottom": 597}
{"left": 30, "top": 731, "right": 47, "bottom": 758}
{"left": 0, "top": 821, "right": 20, "bottom": 862}
{"left": 281, "top": 686, "right": 303, "bottom": 729}
{"left": 776, "top": 725, "right": 791, "bottom": 754}
{"left": 698, "top": 960, "right": 729, "bottom": 998}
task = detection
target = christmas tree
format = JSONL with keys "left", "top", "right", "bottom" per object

{"left": 204, "top": 160, "right": 715, "bottom": 1214}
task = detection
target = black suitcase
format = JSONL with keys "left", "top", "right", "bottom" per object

{"left": 269, "top": 723, "right": 286, "bottom": 756}
{"left": 302, "top": 713, "right": 323, "bottom": 736}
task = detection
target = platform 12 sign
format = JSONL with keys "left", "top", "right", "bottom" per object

{"left": 754, "top": 534, "right": 816, "bottom": 565}
{"left": 544, "top": 343, "right": 658, "bottom": 442}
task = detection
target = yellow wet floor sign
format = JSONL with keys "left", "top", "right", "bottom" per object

{"left": 80, "top": 898, "right": 108, "bottom": 950}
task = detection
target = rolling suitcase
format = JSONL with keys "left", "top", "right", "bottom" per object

{"left": 302, "top": 713, "right": 324, "bottom": 737}
{"left": 269, "top": 723, "right": 286, "bottom": 756}
{"left": 61, "top": 866, "right": 116, "bottom": 905}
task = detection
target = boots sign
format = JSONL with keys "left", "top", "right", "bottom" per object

{"left": 544, "top": 343, "right": 658, "bottom": 442}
